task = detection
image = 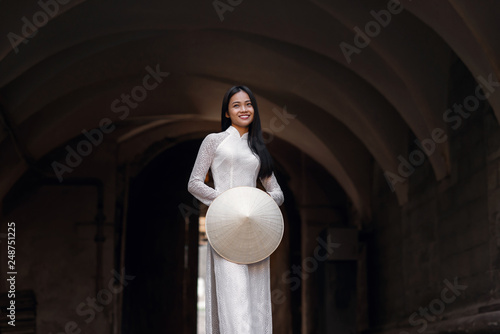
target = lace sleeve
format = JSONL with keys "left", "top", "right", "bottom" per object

{"left": 188, "top": 134, "right": 220, "bottom": 206}
{"left": 260, "top": 173, "right": 284, "bottom": 206}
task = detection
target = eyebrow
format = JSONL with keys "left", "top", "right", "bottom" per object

{"left": 231, "top": 99, "right": 252, "bottom": 105}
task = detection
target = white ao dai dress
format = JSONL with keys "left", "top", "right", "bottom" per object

{"left": 188, "top": 125, "right": 284, "bottom": 334}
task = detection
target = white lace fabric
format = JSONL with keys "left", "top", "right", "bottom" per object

{"left": 188, "top": 125, "right": 284, "bottom": 333}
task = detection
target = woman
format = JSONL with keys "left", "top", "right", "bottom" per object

{"left": 188, "top": 85, "right": 284, "bottom": 333}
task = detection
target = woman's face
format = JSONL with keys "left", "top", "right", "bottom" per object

{"left": 226, "top": 91, "right": 254, "bottom": 133}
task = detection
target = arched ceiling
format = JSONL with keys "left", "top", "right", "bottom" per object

{"left": 1, "top": 0, "right": 499, "bottom": 220}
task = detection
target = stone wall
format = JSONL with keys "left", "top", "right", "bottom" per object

{"left": 369, "top": 59, "right": 500, "bottom": 333}
{"left": 0, "top": 143, "right": 117, "bottom": 333}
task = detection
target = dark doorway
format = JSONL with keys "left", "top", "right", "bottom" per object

{"left": 121, "top": 140, "right": 201, "bottom": 333}
{"left": 319, "top": 260, "right": 357, "bottom": 333}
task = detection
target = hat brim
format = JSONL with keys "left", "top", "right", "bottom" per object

{"left": 205, "top": 186, "right": 284, "bottom": 264}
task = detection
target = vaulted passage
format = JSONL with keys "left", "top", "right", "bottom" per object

{"left": 1, "top": 1, "right": 500, "bottom": 333}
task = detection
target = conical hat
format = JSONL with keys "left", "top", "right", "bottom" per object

{"left": 205, "top": 186, "right": 284, "bottom": 264}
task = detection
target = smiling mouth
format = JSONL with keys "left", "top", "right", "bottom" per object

{"left": 239, "top": 114, "right": 250, "bottom": 120}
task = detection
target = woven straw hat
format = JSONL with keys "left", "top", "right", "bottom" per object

{"left": 205, "top": 186, "right": 284, "bottom": 264}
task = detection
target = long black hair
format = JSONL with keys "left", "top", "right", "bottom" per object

{"left": 221, "top": 85, "right": 274, "bottom": 179}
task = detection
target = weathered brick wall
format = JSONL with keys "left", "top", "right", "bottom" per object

{"left": 369, "top": 59, "right": 500, "bottom": 333}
